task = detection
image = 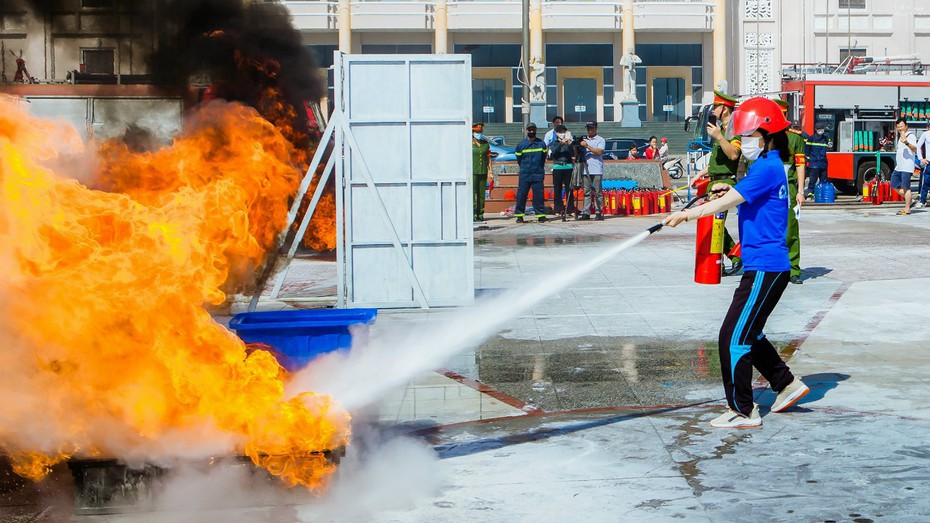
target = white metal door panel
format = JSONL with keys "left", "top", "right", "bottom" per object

{"left": 336, "top": 53, "right": 474, "bottom": 308}
{"left": 24, "top": 97, "right": 89, "bottom": 136}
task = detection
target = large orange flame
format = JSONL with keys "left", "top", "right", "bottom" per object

{"left": 0, "top": 98, "right": 349, "bottom": 489}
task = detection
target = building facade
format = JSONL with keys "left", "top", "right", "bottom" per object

{"left": 737, "top": 0, "right": 930, "bottom": 96}
{"left": 0, "top": 0, "right": 154, "bottom": 83}
{"left": 286, "top": 0, "right": 734, "bottom": 124}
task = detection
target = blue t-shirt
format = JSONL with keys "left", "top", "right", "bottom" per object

{"left": 733, "top": 151, "right": 790, "bottom": 272}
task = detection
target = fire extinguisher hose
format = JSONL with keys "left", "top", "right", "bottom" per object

{"left": 647, "top": 194, "right": 708, "bottom": 235}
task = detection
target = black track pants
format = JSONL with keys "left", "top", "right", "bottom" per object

{"left": 718, "top": 270, "right": 794, "bottom": 414}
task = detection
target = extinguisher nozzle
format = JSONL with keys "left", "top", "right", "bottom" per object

{"left": 647, "top": 223, "right": 664, "bottom": 234}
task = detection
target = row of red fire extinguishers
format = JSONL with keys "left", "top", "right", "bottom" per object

{"left": 861, "top": 178, "right": 905, "bottom": 204}
{"left": 571, "top": 188, "right": 675, "bottom": 216}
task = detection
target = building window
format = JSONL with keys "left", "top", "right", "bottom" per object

{"left": 840, "top": 48, "right": 868, "bottom": 62}
{"left": 82, "top": 0, "right": 115, "bottom": 8}
{"left": 838, "top": 0, "right": 866, "bottom": 8}
{"left": 308, "top": 44, "right": 338, "bottom": 68}
{"left": 361, "top": 44, "right": 431, "bottom": 55}
{"left": 82, "top": 48, "right": 114, "bottom": 74}
{"left": 545, "top": 44, "right": 612, "bottom": 67}
{"left": 454, "top": 44, "right": 520, "bottom": 68}
{"left": 636, "top": 44, "right": 702, "bottom": 67}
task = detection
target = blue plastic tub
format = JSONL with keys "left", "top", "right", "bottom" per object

{"left": 229, "top": 309, "right": 377, "bottom": 371}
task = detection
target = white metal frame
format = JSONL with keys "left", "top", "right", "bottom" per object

{"left": 335, "top": 52, "right": 474, "bottom": 309}
{"left": 266, "top": 53, "right": 475, "bottom": 310}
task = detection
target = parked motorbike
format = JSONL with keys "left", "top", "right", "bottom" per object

{"left": 664, "top": 157, "right": 684, "bottom": 179}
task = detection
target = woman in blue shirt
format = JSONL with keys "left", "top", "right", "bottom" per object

{"left": 664, "top": 97, "right": 810, "bottom": 429}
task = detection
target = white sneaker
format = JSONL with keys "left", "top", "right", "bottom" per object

{"left": 915, "top": 202, "right": 925, "bottom": 209}
{"left": 771, "top": 378, "right": 810, "bottom": 413}
{"left": 710, "top": 404, "right": 762, "bottom": 429}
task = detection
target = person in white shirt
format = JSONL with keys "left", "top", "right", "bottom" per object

{"left": 915, "top": 122, "right": 930, "bottom": 209}
{"left": 892, "top": 118, "right": 918, "bottom": 215}
{"left": 578, "top": 121, "right": 606, "bottom": 220}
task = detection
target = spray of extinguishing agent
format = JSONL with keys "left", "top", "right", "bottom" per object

{"left": 302, "top": 195, "right": 709, "bottom": 412}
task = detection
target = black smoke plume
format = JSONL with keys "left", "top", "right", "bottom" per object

{"left": 25, "top": 0, "right": 322, "bottom": 152}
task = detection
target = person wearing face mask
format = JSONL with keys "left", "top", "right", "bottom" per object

{"left": 664, "top": 97, "right": 810, "bottom": 429}
{"left": 514, "top": 123, "right": 548, "bottom": 223}
{"left": 548, "top": 124, "right": 575, "bottom": 216}
{"left": 804, "top": 124, "right": 830, "bottom": 201}
{"left": 472, "top": 122, "right": 491, "bottom": 222}
{"left": 692, "top": 90, "right": 743, "bottom": 276}
{"left": 544, "top": 115, "right": 570, "bottom": 146}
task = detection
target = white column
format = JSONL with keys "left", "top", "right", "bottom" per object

{"left": 713, "top": 0, "right": 726, "bottom": 91}
{"left": 338, "top": 0, "right": 351, "bottom": 53}
{"left": 530, "top": 0, "right": 542, "bottom": 62}
{"left": 435, "top": 0, "right": 448, "bottom": 54}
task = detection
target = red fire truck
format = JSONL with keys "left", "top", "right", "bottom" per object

{"left": 782, "top": 64, "right": 930, "bottom": 193}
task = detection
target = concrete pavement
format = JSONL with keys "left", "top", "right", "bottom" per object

{"left": 7, "top": 204, "right": 930, "bottom": 522}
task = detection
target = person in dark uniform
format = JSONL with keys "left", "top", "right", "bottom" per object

{"left": 805, "top": 124, "right": 830, "bottom": 199}
{"left": 692, "top": 90, "right": 743, "bottom": 275}
{"left": 514, "top": 123, "right": 548, "bottom": 223}
{"left": 664, "top": 97, "right": 810, "bottom": 428}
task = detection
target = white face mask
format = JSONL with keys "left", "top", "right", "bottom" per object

{"left": 742, "top": 136, "right": 763, "bottom": 161}
{"left": 816, "top": 130, "right": 824, "bottom": 136}
{"left": 557, "top": 133, "right": 566, "bottom": 139}
{"left": 473, "top": 132, "right": 484, "bottom": 140}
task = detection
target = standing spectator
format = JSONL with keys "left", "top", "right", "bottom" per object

{"left": 691, "top": 90, "right": 743, "bottom": 276}
{"left": 915, "top": 122, "right": 930, "bottom": 209}
{"left": 804, "top": 124, "right": 829, "bottom": 199}
{"left": 578, "top": 121, "right": 606, "bottom": 221}
{"left": 659, "top": 137, "right": 670, "bottom": 163}
{"left": 471, "top": 122, "right": 491, "bottom": 222}
{"left": 544, "top": 115, "right": 569, "bottom": 146}
{"left": 644, "top": 136, "right": 660, "bottom": 159}
{"left": 514, "top": 123, "right": 548, "bottom": 223}
{"left": 548, "top": 124, "right": 575, "bottom": 216}
{"left": 626, "top": 144, "right": 640, "bottom": 160}
{"left": 892, "top": 118, "right": 918, "bottom": 215}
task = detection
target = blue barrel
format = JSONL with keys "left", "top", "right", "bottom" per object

{"left": 822, "top": 182, "right": 836, "bottom": 203}
{"left": 814, "top": 183, "right": 824, "bottom": 203}
{"left": 229, "top": 309, "right": 378, "bottom": 371}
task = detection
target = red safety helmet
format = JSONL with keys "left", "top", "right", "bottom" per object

{"left": 728, "top": 97, "right": 790, "bottom": 136}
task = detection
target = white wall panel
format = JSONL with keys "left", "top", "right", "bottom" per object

{"left": 336, "top": 53, "right": 474, "bottom": 308}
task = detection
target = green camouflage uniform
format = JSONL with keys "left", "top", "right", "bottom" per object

{"left": 472, "top": 138, "right": 490, "bottom": 220}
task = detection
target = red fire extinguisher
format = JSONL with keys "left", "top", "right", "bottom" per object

{"left": 657, "top": 191, "right": 667, "bottom": 214}
{"left": 872, "top": 179, "right": 883, "bottom": 205}
{"left": 632, "top": 191, "right": 643, "bottom": 216}
{"left": 694, "top": 178, "right": 710, "bottom": 198}
{"left": 695, "top": 205, "right": 725, "bottom": 285}
{"left": 624, "top": 190, "right": 633, "bottom": 215}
